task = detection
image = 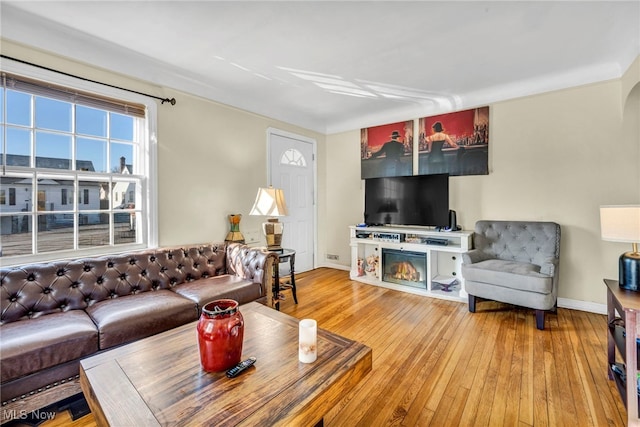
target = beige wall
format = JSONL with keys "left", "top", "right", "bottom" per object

{"left": 324, "top": 61, "right": 640, "bottom": 307}
{"left": 155, "top": 88, "right": 324, "bottom": 246}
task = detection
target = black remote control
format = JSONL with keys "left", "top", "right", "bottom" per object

{"left": 226, "top": 357, "right": 257, "bottom": 378}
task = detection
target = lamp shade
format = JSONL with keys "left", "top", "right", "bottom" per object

{"left": 600, "top": 205, "right": 640, "bottom": 291}
{"left": 600, "top": 205, "right": 640, "bottom": 243}
{"left": 249, "top": 187, "right": 288, "bottom": 217}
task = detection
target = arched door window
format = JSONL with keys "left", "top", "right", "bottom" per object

{"left": 280, "top": 148, "right": 307, "bottom": 167}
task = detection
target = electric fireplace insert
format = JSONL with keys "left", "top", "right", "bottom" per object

{"left": 382, "top": 249, "right": 428, "bottom": 289}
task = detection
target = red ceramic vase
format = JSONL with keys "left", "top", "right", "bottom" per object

{"left": 197, "top": 299, "right": 244, "bottom": 372}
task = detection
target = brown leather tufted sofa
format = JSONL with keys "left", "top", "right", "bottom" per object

{"left": 0, "top": 242, "right": 276, "bottom": 421}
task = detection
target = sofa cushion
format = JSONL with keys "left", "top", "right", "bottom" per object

{"left": 85, "top": 290, "right": 198, "bottom": 349}
{"left": 173, "top": 275, "right": 262, "bottom": 311}
{"left": 462, "top": 259, "right": 553, "bottom": 294}
{"left": 0, "top": 261, "right": 95, "bottom": 324}
{"left": 0, "top": 310, "right": 98, "bottom": 383}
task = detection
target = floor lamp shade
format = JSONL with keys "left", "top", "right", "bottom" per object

{"left": 249, "top": 187, "right": 288, "bottom": 250}
{"left": 600, "top": 205, "right": 640, "bottom": 291}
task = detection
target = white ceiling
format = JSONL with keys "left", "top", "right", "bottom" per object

{"left": 1, "top": 1, "right": 639, "bottom": 134}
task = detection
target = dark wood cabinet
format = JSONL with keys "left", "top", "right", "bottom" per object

{"left": 606, "top": 278, "right": 640, "bottom": 426}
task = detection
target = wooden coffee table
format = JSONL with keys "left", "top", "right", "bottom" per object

{"left": 79, "top": 302, "right": 372, "bottom": 426}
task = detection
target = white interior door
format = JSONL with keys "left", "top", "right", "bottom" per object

{"left": 268, "top": 129, "right": 315, "bottom": 273}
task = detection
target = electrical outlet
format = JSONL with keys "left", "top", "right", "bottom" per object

{"left": 244, "top": 230, "right": 261, "bottom": 244}
{"left": 326, "top": 254, "right": 339, "bottom": 260}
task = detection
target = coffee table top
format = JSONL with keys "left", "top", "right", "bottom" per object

{"left": 80, "top": 302, "right": 372, "bottom": 426}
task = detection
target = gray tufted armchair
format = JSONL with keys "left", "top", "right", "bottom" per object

{"left": 462, "top": 220, "right": 561, "bottom": 330}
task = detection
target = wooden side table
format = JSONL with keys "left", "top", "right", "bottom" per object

{"left": 605, "top": 278, "right": 640, "bottom": 426}
{"left": 273, "top": 248, "right": 298, "bottom": 310}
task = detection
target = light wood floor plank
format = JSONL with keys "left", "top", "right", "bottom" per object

{"left": 38, "top": 268, "right": 627, "bottom": 426}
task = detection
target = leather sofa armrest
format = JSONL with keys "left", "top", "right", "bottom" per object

{"left": 462, "top": 249, "right": 490, "bottom": 265}
{"left": 225, "top": 243, "right": 277, "bottom": 297}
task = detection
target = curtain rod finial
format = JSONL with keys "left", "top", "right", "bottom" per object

{"left": 162, "top": 98, "right": 176, "bottom": 105}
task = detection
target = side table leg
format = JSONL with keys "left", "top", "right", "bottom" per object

{"left": 274, "top": 258, "right": 280, "bottom": 311}
{"left": 607, "top": 289, "right": 615, "bottom": 380}
{"left": 290, "top": 253, "right": 298, "bottom": 304}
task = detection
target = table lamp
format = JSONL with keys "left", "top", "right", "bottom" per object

{"left": 600, "top": 205, "right": 640, "bottom": 291}
{"left": 249, "top": 186, "right": 288, "bottom": 251}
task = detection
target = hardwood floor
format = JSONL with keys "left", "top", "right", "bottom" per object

{"left": 39, "top": 267, "right": 625, "bottom": 426}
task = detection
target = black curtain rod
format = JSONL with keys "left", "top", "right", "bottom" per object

{"left": 1, "top": 54, "right": 176, "bottom": 105}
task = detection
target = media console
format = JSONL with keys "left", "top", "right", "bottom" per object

{"left": 349, "top": 225, "right": 473, "bottom": 302}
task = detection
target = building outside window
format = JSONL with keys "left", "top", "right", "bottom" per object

{"left": 0, "top": 62, "right": 158, "bottom": 265}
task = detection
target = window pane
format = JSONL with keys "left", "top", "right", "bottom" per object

{"left": 35, "top": 131, "right": 72, "bottom": 169}
{"left": 0, "top": 215, "right": 32, "bottom": 256}
{"left": 1, "top": 175, "right": 32, "bottom": 211}
{"left": 37, "top": 214, "right": 73, "bottom": 252}
{"left": 35, "top": 97, "right": 72, "bottom": 132}
{"left": 111, "top": 142, "right": 134, "bottom": 174}
{"left": 6, "top": 127, "right": 31, "bottom": 166}
{"left": 76, "top": 105, "right": 107, "bottom": 137}
{"left": 280, "top": 148, "right": 307, "bottom": 167}
{"left": 0, "top": 88, "right": 4, "bottom": 124}
{"left": 77, "top": 137, "right": 107, "bottom": 172}
{"left": 110, "top": 113, "right": 134, "bottom": 141}
{"left": 79, "top": 180, "right": 107, "bottom": 211}
{"left": 112, "top": 181, "right": 136, "bottom": 209}
{"left": 6, "top": 90, "right": 31, "bottom": 126}
{"left": 114, "top": 212, "right": 136, "bottom": 245}
{"left": 79, "top": 214, "right": 110, "bottom": 248}
{"left": 36, "top": 178, "right": 73, "bottom": 212}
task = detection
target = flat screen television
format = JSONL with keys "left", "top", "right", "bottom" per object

{"left": 364, "top": 173, "right": 449, "bottom": 227}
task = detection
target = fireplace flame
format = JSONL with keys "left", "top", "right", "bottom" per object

{"left": 390, "top": 261, "right": 420, "bottom": 282}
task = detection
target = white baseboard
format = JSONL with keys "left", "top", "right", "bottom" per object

{"left": 318, "top": 262, "right": 350, "bottom": 271}
{"left": 314, "top": 264, "right": 607, "bottom": 315}
{"left": 557, "top": 297, "right": 606, "bottom": 315}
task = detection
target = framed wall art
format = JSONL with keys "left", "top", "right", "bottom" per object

{"left": 418, "top": 106, "right": 489, "bottom": 176}
{"left": 361, "top": 120, "right": 414, "bottom": 179}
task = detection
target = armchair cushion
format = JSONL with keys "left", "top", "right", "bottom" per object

{"left": 463, "top": 259, "right": 553, "bottom": 294}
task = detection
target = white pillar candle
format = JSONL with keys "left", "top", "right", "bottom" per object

{"left": 299, "top": 319, "right": 317, "bottom": 363}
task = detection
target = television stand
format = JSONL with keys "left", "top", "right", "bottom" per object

{"left": 349, "top": 225, "right": 473, "bottom": 302}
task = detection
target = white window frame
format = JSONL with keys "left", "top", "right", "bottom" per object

{"left": 0, "top": 60, "right": 158, "bottom": 267}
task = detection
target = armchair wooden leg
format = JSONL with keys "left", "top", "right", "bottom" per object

{"left": 469, "top": 295, "right": 476, "bottom": 313}
{"left": 535, "top": 310, "right": 545, "bottom": 330}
